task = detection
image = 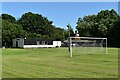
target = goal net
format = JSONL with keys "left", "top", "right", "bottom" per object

{"left": 69, "top": 37, "right": 108, "bottom": 57}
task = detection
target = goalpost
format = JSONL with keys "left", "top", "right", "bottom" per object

{"left": 69, "top": 37, "right": 108, "bottom": 58}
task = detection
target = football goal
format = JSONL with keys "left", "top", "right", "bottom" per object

{"left": 69, "top": 37, "right": 108, "bottom": 57}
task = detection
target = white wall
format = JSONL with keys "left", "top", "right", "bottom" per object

{"left": 53, "top": 41, "right": 61, "bottom": 47}
{"left": 23, "top": 45, "right": 54, "bottom": 48}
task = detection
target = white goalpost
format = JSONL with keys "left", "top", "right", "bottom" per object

{"left": 69, "top": 37, "right": 108, "bottom": 58}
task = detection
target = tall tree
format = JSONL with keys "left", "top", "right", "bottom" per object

{"left": 97, "top": 9, "right": 119, "bottom": 37}
{"left": 2, "top": 20, "right": 25, "bottom": 47}
{"left": 1, "top": 14, "right": 16, "bottom": 23}
{"left": 17, "top": 12, "right": 53, "bottom": 34}
{"left": 76, "top": 17, "right": 91, "bottom": 36}
{"left": 108, "top": 16, "right": 120, "bottom": 47}
{"left": 76, "top": 9, "right": 119, "bottom": 37}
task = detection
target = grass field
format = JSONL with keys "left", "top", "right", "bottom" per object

{"left": 2, "top": 48, "right": 118, "bottom": 78}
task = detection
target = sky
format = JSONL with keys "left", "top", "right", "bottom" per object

{"left": 2, "top": 2, "right": 118, "bottom": 30}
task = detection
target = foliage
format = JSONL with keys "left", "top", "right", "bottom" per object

{"left": 2, "top": 20, "right": 25, "bottom": 47}
{"left": 76, "top": 9, "right": 119, "bottom": 47}
{"left": 17, "top": 12, "right": 66, "bottom": 41}
{"left": 108, "top": 17, "right": 120, "bottom": 47}
{"left": 1, "top": 12, "right": 68, "bottom": 47}
{"left": 17, "top": 12, "right": 53, "bottom": 34}
{"left": 1, "top": 14, "right": 16, "bottom": 23}
{"left": 76, "top": 9, "right": 119, "bottom": 37}
{"left": 1, "top": 9, "right": 120, "bottom": 47}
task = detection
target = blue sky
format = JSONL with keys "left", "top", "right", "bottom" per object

{"left": 2, "top": 2, "right": 118, "bottom": 30}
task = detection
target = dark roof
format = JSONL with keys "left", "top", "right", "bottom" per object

{"left": 24, "top": 38, "right": 53, "bottom": 45}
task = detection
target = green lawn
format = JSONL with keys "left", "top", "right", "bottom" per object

{"left": 2, "top": 48, "right": 118, "bottom": 78}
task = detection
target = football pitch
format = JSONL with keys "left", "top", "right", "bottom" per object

{"left": 2, "top": 48, "right": 118, "bottom": 78}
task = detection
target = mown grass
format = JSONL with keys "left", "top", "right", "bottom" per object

{"left": 2, "top": 48, "right": 118, "bottom": 78}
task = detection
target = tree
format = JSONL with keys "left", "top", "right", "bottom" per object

{"left": 76, "top": 9, "right": 119, "bottom": 37}
{"left": 17, "top": 12, "right": 61, "bottom": 40}
{"left": 97, "top": 9, "right": 119, "bottom": 37}
{"left": 76, "top": 9, "right": 119, "bottom": 47}
{"left": 76, "top": 18, "right": 91, "bottom": 36}
{"left": 17, "top": 12, "right": 53, "bottom": 34}
{"left": 1, "top": 14, "right": 16, "bottom": 23}
{"left": 108, "top": 17, "right": 120, "bottom": 47}
{"left": 2, "top": 20, "right": 25, "bottom": 47}
{"left": 52, "top": 27, "right": 65, "bottom": 41}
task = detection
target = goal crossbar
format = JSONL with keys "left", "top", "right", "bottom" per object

{"left": 70, "top": 37, "right": 107, "bottom": 40}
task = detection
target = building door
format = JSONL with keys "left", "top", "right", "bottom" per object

{"left": 16, "top": 41, "right": 18, "bottom": 48}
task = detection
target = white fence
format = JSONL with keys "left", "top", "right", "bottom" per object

{"left": 23, "top": 45, "right": 54, "bottom": 48}
{"left": 23, "top": 41, "right": 61, "bottom": 48}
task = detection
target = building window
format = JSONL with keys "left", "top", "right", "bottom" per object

{"left": 42, "top": 41, "right": 45, "bottom": 45}
{"left": 45, "top": 42, "right": 48, "bottom": 45}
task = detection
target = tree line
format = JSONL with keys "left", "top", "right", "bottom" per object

{"left": 76, "top": 9, "right": 120, "bottom": 47}
{"left": 0, "top": 9, "right": 120, "bottom": 47}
